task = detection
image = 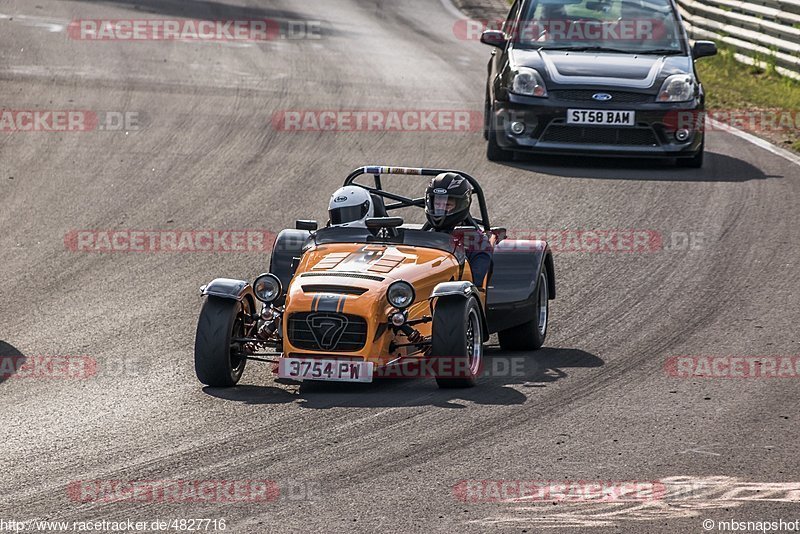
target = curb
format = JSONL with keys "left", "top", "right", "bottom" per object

{"left": 448, "top": 0, "right": 509, "bottom": 20}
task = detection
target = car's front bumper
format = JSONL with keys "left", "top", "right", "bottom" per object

{"left": 490, "top": 96, "right": 704, "bottom": 158}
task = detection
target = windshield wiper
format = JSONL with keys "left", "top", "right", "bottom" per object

{"left": 538, "top": 46, "right": 638, "bottom": 53}
{"left": 638, "top": 49, "right": 683, "bottom": 55}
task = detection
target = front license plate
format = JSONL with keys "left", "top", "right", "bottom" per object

{"left": 567, "top": 109, "right": 635, "bottom": 126}
{"left": 278, "top": 358, "right": 374, "bottom": 383}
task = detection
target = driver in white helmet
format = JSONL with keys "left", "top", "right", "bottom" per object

{"left": 328, "top": 186, "right": 374, "bottom": 227}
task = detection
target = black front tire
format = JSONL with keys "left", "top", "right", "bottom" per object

{"left": 430, "top": 296, "right": 484, "bottom": 388}
{"left": 483, "top": 93, "right": 491, "bottom": 141}
{"left": 194, "top": 297, "right": 248, "bottom": 387}
{"left": 485, "top": 103, "right": 514, "bottom": 162}
{"left": 677, "top": 141, "right": 704, "bottom": 168}
{"left": 498, "top": 269, "right": 549, "bottom": 351}
{"left": 487, "top": 131, "right": 514, "bottom": 162}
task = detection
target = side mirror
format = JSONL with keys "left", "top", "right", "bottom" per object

{"left": 296, "top": 220, "right": 318, "bottom": 231}
{"left": 692, "top": 41, "right": 717, "bottom": 59}
{"left": 480, "top": 30, "right": 507, "bottom": 49}
{"left": 365, "top": 217, "right": 404, "bottom": 229}
{"left": 585, "top": 0, "right": 611, "bottom": 11}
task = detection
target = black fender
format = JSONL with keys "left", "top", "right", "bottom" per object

{"left": 429, "top": 281, "right": 489, "bottom": 340}
{"left": 268, "top": 229, "right": 312, "bottom": 306}
{"left": 486, "top": 240, "right": 555, "bottom": 334}
{"left": 200, "top": 278, "right": 257, "bottom": 313}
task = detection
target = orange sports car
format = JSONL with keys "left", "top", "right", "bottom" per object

{"left": 194, "top": 166, "right": 555, "bottom": 389}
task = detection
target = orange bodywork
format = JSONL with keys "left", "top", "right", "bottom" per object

{"left": 281, "top": 242, "right": 480, "bottom": 367}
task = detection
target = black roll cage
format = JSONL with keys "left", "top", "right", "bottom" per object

{"left": 344, "top": 166, "right": 491, "bottom": 233}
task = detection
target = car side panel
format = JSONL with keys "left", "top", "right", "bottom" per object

{"left": 486, "top": 239, "right": 554, "bottom": 333}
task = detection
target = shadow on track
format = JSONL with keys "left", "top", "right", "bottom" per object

{"left": 203, "top": 348, "right": 603, "bottom": 409}
{"left": 63, "top": 0, "right": 314, "bottom": 25}
{"left": 0, "top": 341, "right": 25, "bottom": 386}
{"left": 499, "top": 151, "right": 779, "bottom": 182}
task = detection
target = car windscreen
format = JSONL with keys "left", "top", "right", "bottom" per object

{"left": 514, "top": 0, "right": 684, "bottom": 54}
{"left": 313, "top": 226, "right": 455, "bottom": 253}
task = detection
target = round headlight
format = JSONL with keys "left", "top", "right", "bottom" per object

{"left": 253, "top": 273, "right": 282, "bottom": 303}
{"left": 387, "top": 281, "right": 415, "bottom": 309}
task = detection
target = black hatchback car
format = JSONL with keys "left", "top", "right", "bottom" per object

{"left": 482, "top": 0, "right": 717, "bottom": 167}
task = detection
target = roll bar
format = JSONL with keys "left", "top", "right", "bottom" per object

{"left": 344, "top": 166, "right": 491, "bottom": 232}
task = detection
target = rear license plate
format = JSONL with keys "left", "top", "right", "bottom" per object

{"left": 567, "top": 109, "right": 635, "bottom": 126}
{"left": 278, "top": 358, "right": 374, "bottom": 383}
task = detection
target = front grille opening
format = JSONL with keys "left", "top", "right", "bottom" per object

{"left": 550, "top": 90, "right": 654, "bottom": 103}
{"left": 287, "top": 312, "right": 368, "bottom": 352}
{"left": 287, "top": 353, "right": 364, "bottom": 361}
{"left": 541, "top": 125, "right": 659, "bottom": 146}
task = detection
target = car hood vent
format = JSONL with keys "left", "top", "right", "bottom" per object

{"left": 300, "top": 272, "right": 385, "bottom": 282}
{"left": 301, "top": 285, "right": 368, "bottom": 296}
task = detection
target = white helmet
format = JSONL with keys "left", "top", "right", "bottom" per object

{"left": 328, "top": 186, "right": 374, "bottom": 228}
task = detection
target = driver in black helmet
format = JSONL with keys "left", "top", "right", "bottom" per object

{"left": 424, "top": 172, "right": 493, "bottom": 286}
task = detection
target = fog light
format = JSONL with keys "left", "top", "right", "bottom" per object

{"left": 390, "top": 311, "right": 406, "bottom": 327}
{"left": 675, "top": 129, "right": 690, "bottom": 141}
{"left": 510, "top": 121, "right": 526, "bottom": 135}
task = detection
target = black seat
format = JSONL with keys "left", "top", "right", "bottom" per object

{"left": 370, "top": 193, "right": 388, "bottom": 217}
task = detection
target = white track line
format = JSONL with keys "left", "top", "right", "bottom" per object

{"left": 708, "top": 119, "right": 800, "bottom": 167}
{"left": 438, "top": 0, "right": 468, "bottom": 20}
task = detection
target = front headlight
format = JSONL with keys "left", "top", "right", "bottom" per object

{"left": 386, "top": 281, "right": 415, "bottom": 309}
{"left": 510, "top": 67, "right": 548, "bottom": 97}
{"left": 657, "top": 74, "right": 696, "bottom": 102}
{"left": 253, "top": 273, "right": 282, "bottom": 303}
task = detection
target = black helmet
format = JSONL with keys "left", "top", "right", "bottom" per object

{"left": 425, "top": 172, "right": 473, "bottom": 231}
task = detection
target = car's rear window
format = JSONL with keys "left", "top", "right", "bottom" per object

{"left": 514, "top": 0, "right": 684, "bottom": 54}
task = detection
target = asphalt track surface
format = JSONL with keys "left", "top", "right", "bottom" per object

{"left": 1, "top": 1, "right": 800, "bottom": 532}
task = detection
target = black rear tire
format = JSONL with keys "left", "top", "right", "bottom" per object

{"left": 194, "top": 297, "right": 248, "bottom": 387}
{"left": 498, "top": 269, "right": 549, "bottom": 351}
{"left": 430, "top": 296, "right": 484, "bottom": 388}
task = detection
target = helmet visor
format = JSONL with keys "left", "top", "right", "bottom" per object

{"left": 329, "top": 200, "right": 370, "bottom": 225}
{"left": 426, "top": 193, "right": 469, "bottom": 218}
